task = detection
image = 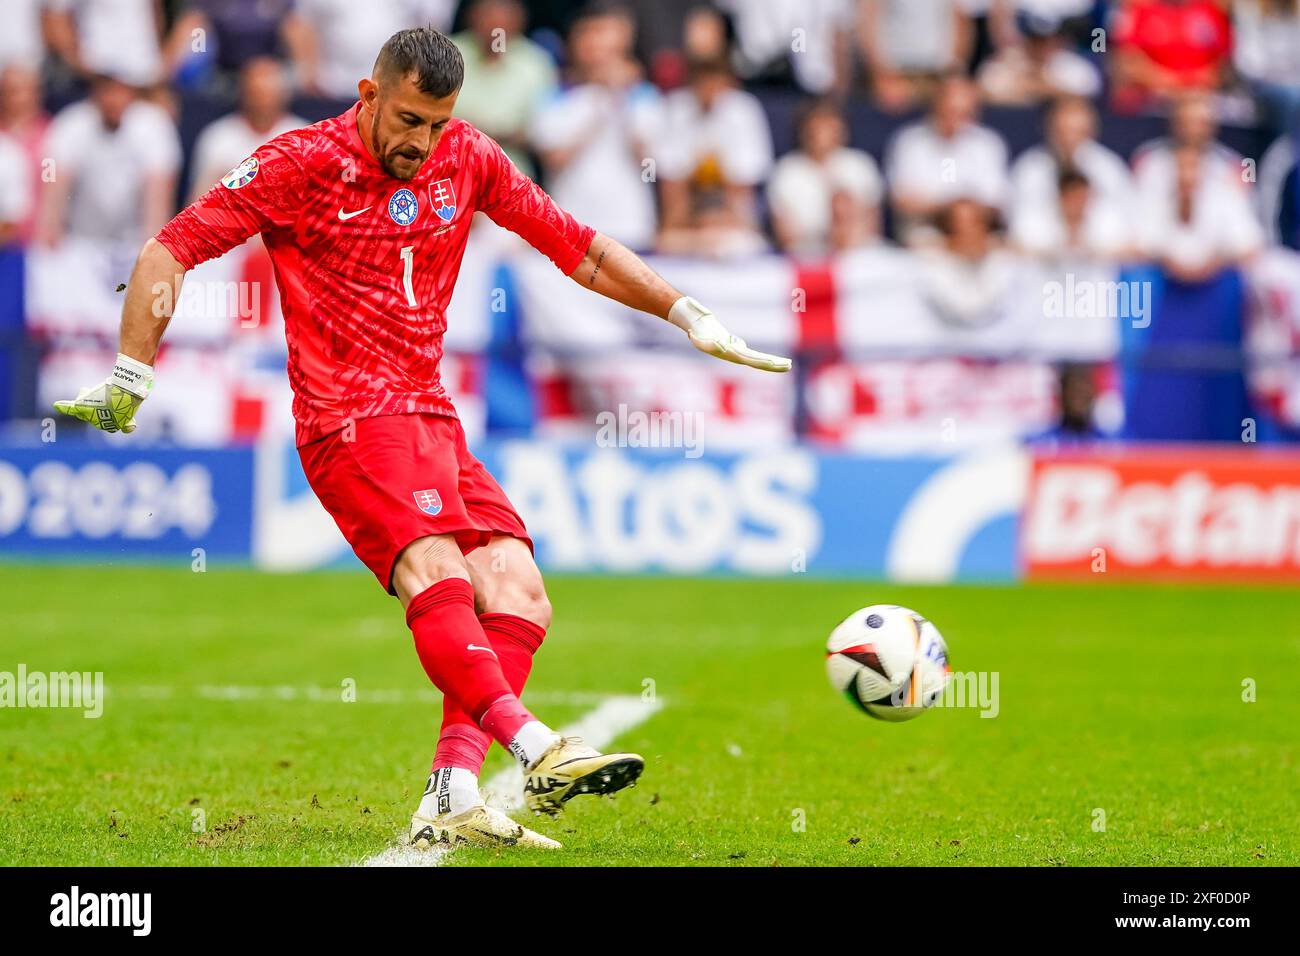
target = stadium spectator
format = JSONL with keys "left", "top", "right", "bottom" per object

{"left": 917, "top": 197, "right": 1016, "bottom": 327}
{"left": 37, "top": 70, "right": 180, "bottom": 248}
{"left": 284, "top": 0, "right": 455, "bottom": 101}
{"left": 767, "top": 98, "right": 882, "bottom": 254}
{"left": 1009, "top": 96, "right": 1133, "bottom": 238}
{"left": 655, "top": 55, "right": 774, "bottom": 256}
{"left": 0, "top": 133, "right": 31, "bottom": 247}
{"left": 977, "top": 10, "right": 1101, "bottom": 104}
{"left": 1132, "top": 89, "right": 1244, "bottom": 198}
{"left": 1233, "top": 0, "right": 1300, "bottom": 133}
{"left": 163, "top": 0, "right": 296, "bottom": 87}
{"left": 529, "top": 1, "right": 661, "bottom": 251}
{"left": 885, "top": 72, "right": 1009, "bottom": 245}
{"left": 858, "top": 0, "right": 972, "bottom": 112}
{"left": 44, "top": 0, "right": 165, "bottom": 87}
{"left": 4, "top": 1, "right": 1297, "bottom": 453}
{"left": 987, "top": 0, "right": 1097, "bottom": 36}
{"left": 188, "top": 58, "right": 306, "bottom": 203}
{"left": 632, "top": 1, "right": 722, "bottom": 90}
{"left": 1109, "top": 0, "right": 1232, "bottom": 112}
{"left": 656, "top": 188, "right": 771, "bottom": 258}
{"left": 714, "top": 0, "right": 854, "bottom": 96}
{"left": 1012, "top": 96, "right": 1133, "bottom": 205}
{"left": 0, "top": 63, "right": 50, "bottom": 244}
{"left": 0, "top": 0, "right": 47, "bottom": 71}
{"left": 1257, "top": 131, "right": 1300, "bottom": 249}
{"left": 451, "top": 0, "right": 557, "bottom": 178}
{"left": 1029, "top": 362, "right": 1107, "bottom": 446}
{"left": 1137, "top": 143, "right": 1264, "bottom": 282}
{"left": 619, "top": 4, "right": 732, "bottom": 93}
{"left": 967, "top": 0, "right": 1097, "bottom": 76}
{"left": 681, "top": 4, "right": 729, "bottom": 61}
{"left": 1010, "top": 166, "right": 1132, "bottom": 262}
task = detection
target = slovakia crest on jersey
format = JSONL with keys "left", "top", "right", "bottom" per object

{"left": 412, "top": 488, "right": 443, "bottom": 515}
{"left": 430, "top": 178, "right": 457, "bottom": 222}
{"left": 389, "top": 188, "right": 419, "bottom": 226}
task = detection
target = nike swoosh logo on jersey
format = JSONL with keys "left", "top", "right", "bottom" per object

{"left": 337, "top": 206, "right": 373, "bottom": 221}
{"left": 467, "top": 644, "right": 497, "bottom": 655}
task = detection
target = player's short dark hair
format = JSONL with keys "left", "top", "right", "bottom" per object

{"left": 374, "top": 27, "right": 464, "bottom": 97}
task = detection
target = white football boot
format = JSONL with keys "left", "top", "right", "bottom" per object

{"left": 408, "top": 770, "right": 560, "bottom": 850}
{"left": 408, "top": 803, "right": 561, "bottom": 850}
{"left": 523, "top": 736, "right": 645, "bottom": 817}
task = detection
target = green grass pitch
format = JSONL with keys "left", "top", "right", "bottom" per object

{"left": 0, "top": 564, "right": 1296, "bottom": 866}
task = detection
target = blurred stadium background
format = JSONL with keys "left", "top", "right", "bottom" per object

{"left": 2, "top": 0, "right": 1300, "bottom": 584}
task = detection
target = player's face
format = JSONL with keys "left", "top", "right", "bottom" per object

{"left": 360, "top": 73, "right": 459, "bottom": 181}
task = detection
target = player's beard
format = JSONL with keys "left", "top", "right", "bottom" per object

{"left": 384, "top": 151, "right": 425, "bottom": 180}
{"left": 371, "top": 114, "right": 425, "bottom": 181}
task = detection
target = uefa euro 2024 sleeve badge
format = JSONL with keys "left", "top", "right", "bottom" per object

{"left": 388, "top": 188, "right": 419, "bottom": 226}
{"left": 221, "top": 156, "right": 259, "bottom": 189}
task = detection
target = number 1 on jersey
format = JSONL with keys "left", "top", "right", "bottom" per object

{"left": 399, "top": 245, "right": 417, "bottom": 308}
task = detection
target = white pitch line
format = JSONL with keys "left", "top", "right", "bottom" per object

{"left": 362, "top": 694, "right": 662, "bottom": 867}
{"left": 109, "top": 684, "right": 611, "bottom": 707}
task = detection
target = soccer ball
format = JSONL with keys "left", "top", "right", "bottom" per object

{"left": 826, "top": 604, "right": 952, "bottom": 721}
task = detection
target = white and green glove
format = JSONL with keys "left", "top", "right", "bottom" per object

{"left": 53, "top": 353, "right": 153, "bottom": 434}
{"left": 668, "top": 296, "right": 793, "bottom": 373}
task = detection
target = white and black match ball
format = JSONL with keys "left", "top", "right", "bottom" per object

{"left": 826, "top": 604, "right": 952, "bottom": 722}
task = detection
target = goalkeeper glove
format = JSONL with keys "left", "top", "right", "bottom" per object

{"left": 53, "top": 353, "right": 153, "bottom": 434}
{"left": 668, "top": 296, "right": 792, "bottom": 373}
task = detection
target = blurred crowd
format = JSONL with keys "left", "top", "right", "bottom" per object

{"left": 2, "top": 1, "right": 1300, "bottom": 445}
{"left": 0, "top": 1, "right": 1297, "bottom": 267}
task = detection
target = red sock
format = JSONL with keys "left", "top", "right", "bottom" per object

{"left": 433, "top": 613, "right": 546, "bottom": 773}
{"left": 478, "top": 695, "right": 537, "bottom": 757}
{"left": 481, "top": 612, "right": 546, "bottom": 688}
{"left": 405, "top": 578, "right": 536, "bottom": 749}
{"left": 430, "top": 721, "right": 489, "bottom": 774}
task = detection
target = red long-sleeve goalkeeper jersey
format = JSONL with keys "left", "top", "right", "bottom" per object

{"left": 156, "top": 103, "right": 595, "bottom": 446}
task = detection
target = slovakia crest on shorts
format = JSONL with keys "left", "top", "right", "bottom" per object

{"left": 389, "top": 188, "right": 419, "bottom": 226}
{"left": 413, "top": 488, "right": 443, "bottom": 515}
{"left": 430, "top": 178, "right": 457, "bottom": 222}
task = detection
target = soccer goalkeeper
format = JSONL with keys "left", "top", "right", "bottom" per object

{"left": 56, "top": 27, "right": 790, "bottom": 850}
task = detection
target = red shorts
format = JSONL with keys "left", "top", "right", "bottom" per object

{"left": 298, "top": 413, "right": 531, "bottom": 593}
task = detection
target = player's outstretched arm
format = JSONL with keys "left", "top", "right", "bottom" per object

{"left": 568, "top": 232, "right": 792, "bottom": 373}
{"left": 53, "top": 238, "right": 188, "bottom": 433}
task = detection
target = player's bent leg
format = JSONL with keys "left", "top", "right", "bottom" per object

{"left": 399, "top": 534, "right": 642, "bottom": 821}
{"left": 413, "top": 538, "right": 554, "bottom": 844}
{"left": 424, "top": 537, "right": 545, "bottom": 798}
{"left": 466, "top": 536, "right": 645, "bottom": 816}
{"left": 392, "top": 533, "right": 473, "bottom": 607}
{"left": 467, "top": 536, "right": 550, "bottom": 701}
{"left": 396, "top": 535, "right": 546, "bottom": 764}
{"left": 422, "top": 535, "right": 547, "bottom": 780}
{"left": 466, "top": 534, "right": 552, "bottom": 628}
{"left": 395, "top": 535, "right": 519, "bottom": 723}
{"left": 396, "top": 533, "right": 573, "bottom": 836}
